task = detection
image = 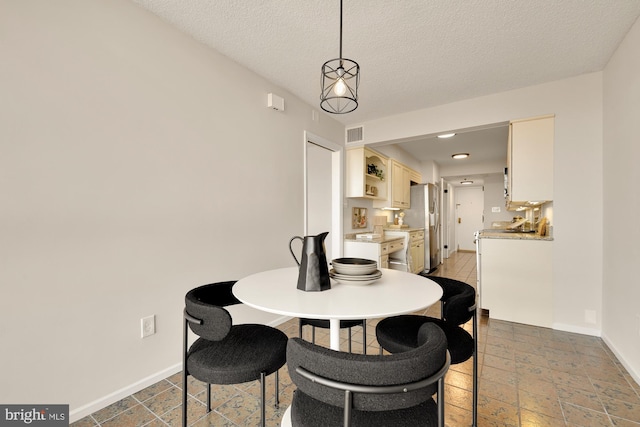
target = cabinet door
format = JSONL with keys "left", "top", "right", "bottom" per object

{"left": 390, "top": 162, "right": 412, "bottom": 208}
{"left": 391, "top": 162, "right": 404, "bottom": 207}
{"left": 414, "top": 242, "right": 425, "bottom": 273}
{"left": 509, "top": 116, "right": 554, "bottom": 202}
{"left": 409, "top": 241, "right": 425, "bottom": 273}
{"left": 401, "top": 166, "right": 411, "bottom": 208}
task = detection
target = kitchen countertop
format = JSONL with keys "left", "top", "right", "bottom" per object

{"left": 383, "top": 227, "right": 425, "bottom": 232}
{"left": 477, "top": 230, "right": 553, "bottom": 241}
{"left": 344, "top": 233, "right": 405, "bottom": 244}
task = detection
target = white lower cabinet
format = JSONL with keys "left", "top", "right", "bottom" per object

{"left": 478, "top": 238, "right": 553, "bottom": 328}
{"left": 344, "top": 239, "right": 405, "bottom": 269}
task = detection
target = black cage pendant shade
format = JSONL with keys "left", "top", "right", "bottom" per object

{"left": 320, "top": 0, "right": 360, "bottom": 114}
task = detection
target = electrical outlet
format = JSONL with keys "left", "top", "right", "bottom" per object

{"left": 141, "top": 315, "right": 155, "bottom": 338}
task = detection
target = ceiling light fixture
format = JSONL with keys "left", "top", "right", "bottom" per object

{"left": 320, "top": 0, "right": 359, "bottom": 114}
{"left": 460, "top": 180, "right": 474, "bottom": 185}
{"left": 452, "top": 153, "right": 469, "bottom": 159}
{"left": 437, "top": 133, "right": 456, "bottom": 139}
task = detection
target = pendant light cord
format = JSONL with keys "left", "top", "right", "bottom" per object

{"left": 339, "top": 0, "right": 343, "bottom": 59}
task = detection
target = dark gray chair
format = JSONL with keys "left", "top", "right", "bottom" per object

{"left": 287, "top": 322, "right": 450, "bottom": 427}
{"left": 375, "top": 276, "right": 478, "bottom": 427}
{"left": 183, "top": 281, "right": 288, "bottom": 427}
{"left": 298, "top": 318, "right": 367, "bottom": 354}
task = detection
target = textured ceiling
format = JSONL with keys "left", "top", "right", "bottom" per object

{"left": 130, "top": 0, "right": 640, "bottom": 184}
{"left": 131, "top": 0, "right": 640, "bottom": 126}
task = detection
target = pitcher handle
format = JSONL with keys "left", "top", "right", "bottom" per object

{"left": 289, "top": 236, "right": 303, "bottom": 266}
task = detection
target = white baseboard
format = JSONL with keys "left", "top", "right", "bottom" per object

{"left": 69, "top": 362, "right": 182, "bottom": 423}
{"left": 552, "top": 322, "right": 601, "bottom": 337}
{"left": 552, "top": 324, "right": 640, "bottom": 386}
{"left": 69, "top": 315, "right": 293, "bottom": 423}
{"left": 268, "top": 315, "right": 293, "bottom": 327}
{"left": 601, "top": 332, "right": 640, "bottom": 387}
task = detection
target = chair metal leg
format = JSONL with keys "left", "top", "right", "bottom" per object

{"left": 206, "top": 384, "right": 211, "bottom": 412}
{"left": 260, "top": 372, "right": 266, "bottom": 427}
{"left": 472, "top": 309, "right": 478, "bottom": 427}
{"left": 343, "top": 390, "right": 353, "bottom": 427}
{"left": 311, "top": 326, "right": 316, "bottom": 344}
{"left": 348, "top": 327, "right": 352, "bottom": 353}
{"left": 362, "top": 321, "right": 367, "bottom": 355}
{"left": 437, "top": 376, "right": 445, "bottom": 427}
{"left": 274, "top": 370, "right": 280, "bottom": 408}
{"left": 182, "top": 318, "right": 189, "bottom": 427}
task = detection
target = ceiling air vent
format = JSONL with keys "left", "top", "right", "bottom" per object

{"left": 345, "top": 126, "right": 364, "bottom": 145}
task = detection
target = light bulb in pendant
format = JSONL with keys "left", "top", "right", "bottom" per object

{"left": 334, "top": 77, "right": 347, "bottom": 96}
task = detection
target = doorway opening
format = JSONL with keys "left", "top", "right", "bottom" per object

{"left": 304, "top": 131, "right": 343, "bottom": 261}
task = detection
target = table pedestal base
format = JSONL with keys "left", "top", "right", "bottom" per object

{"left": 329, "top": 318, "right": 340, "bottom": 351}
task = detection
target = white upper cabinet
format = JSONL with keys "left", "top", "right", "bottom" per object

{"left": 373, "top": 159, "right": 421, "bottom": 209}
{"left": 507, "top": 115, "right": 554, "bottom": 207}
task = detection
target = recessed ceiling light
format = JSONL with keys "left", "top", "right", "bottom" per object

{"left": 460, "top": 180, "right": 473, "bottom": 185}
{"left": 452, "top": 153, "right": 469, "bottom": 159}
{"left": 437, "top": 133, "right": 456, "bottom": 139}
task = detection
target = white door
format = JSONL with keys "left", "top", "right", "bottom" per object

{"left": 455, "top": 186, "right": 484, "bottom": 251}
{"left": 306, "top": 142, "right": 333, "bottom": 260}
{"left": 304, "top": 132, "right": 343, "bottom": 261}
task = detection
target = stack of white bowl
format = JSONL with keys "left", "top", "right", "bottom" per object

{"left": 330, "top": 258, "right": 381, "bottom": 286}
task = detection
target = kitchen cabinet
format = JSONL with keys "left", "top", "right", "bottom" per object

{"left": 373, "top": 160, "right": 420, "bottom": 209}
{"left": 346, "top": 147, "right": 388, "bottom": 200}
{"left": 383, "top": 229, "right": 425, "bottom": 274}
{"left": 344, "top": 238, "right": 405, "bottom": 269}
{"left": 409, "top": 230, "right": 425, "bottom": 274}
{"left": 477, "top": 236, "right": 553, "bottom": 328}
{"left": 506, "top": 115, "right": 554, "bottom": 209}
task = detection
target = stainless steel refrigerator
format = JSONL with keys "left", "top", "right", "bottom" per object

{"left": 403, "top": 183, "right": 440, "bottom": 273}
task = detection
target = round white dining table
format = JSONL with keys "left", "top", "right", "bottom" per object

{"left": 233, "top": 267, "right": 443, "bottom": 351}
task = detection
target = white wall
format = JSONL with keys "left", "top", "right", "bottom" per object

{"left": 602, "top": 17, "right": 640, "bottom": 383}
{"left": 0, "top": 0, "right": 344, "bottom": 419}
{"left": 483, "top": 175, "right": 515, "bottom": 226}
{"left": 361, "top": 73, "right": 604, "bottom": 337}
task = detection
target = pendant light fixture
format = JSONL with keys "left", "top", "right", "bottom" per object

{"left": 320, "top": 0, "right": 360, "bottom": 114}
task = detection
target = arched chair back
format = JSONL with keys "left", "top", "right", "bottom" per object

{"left": 375, "top": 276, "right": 478, "bottom": 427}
{"left": 437, "top": 276, "right": 476, "bottom": 325}
{"left": 183, "top": 281, "right": 288, "bottom": 427}
{"left": 286, "top": 323, "right": 450, "bottom": 427}
{"left": 185, "top": 281, "right": 239, "bottom": 340}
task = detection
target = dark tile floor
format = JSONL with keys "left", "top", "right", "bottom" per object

{"left": 72, "top": 252, "right": 640, "bottom": 426}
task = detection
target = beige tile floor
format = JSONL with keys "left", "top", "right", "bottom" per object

{"left": 72, "top": 252, "right": 640, "bottom": 426}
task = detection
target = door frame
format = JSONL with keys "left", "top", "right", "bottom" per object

{"left": 303, "top": 131, "right": 344, "bottom": 258}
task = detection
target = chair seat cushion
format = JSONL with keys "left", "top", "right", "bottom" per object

{"left": 291, "top": 390, "right": 438, "bottom": 427}
{"left": 377, "top": 315, "right": 474, "bottom": 364}
{"left": 187, "top": 324, "right": 287, "bottom": 384}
